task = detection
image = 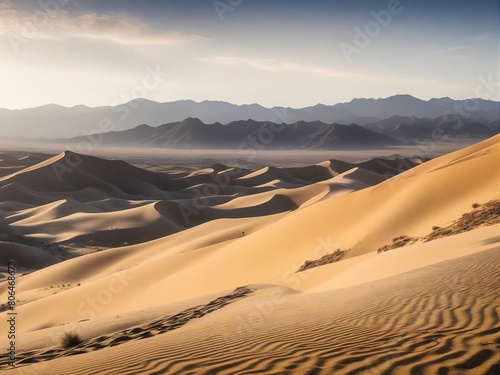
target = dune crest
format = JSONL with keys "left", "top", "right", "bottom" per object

{"left": 0, "top": 135, "right": 499, "bottom": 374}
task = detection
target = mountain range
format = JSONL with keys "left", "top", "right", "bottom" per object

{"left": 64, "top": 118, "right": 400, "bottom": 149}
{"left": 57, "top": 115, "right": 498, "bottom": 150}
{"left": 363, "top": 115, "right": 499, "bottom": 142}
{"left": 2, "top": 95, "right": 499, "bottom": 139}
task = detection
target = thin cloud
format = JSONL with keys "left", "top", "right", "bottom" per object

{"left": 197, "top": 55, "right": 440, "bottom": 85}
{"left": 422, "top": 44, "right": 472, "bottom": 60}
{"left": 469, "top": 33, "right": 489, "bottom": 41}
{"left": 0, "top": 3, "right": 204, "bottom": 45}
{"left": 438, "top": 46, "right": 468, "bottom": 54}
{"left": 197, "top": 56, "right": 277, "bottom": 71}
{"left": 198, "top": 55, "right": 367, "bottom": 78}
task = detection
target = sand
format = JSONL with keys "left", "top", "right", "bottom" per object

{"left": 0, "top": 135, "right": 499, "bottom": 374}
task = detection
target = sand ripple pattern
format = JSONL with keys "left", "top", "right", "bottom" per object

{"left": 0, "top": 287, "right": 252, "bottom": 373}
{"left": 7, "top": 250, "right": 500, "bottom": 375}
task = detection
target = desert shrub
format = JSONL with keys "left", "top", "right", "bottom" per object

{"left": 432, "top": 226, "right": 440, "bottom": 231}
{"left": 472, "top": 203, "right": 480, "bottom": 209}
{"left": 377, "top": 235, "right": 418, "bottom": 253}
{"left": 61, "top": 331, "right": 82, "bottom": 348}
{"left": 297, "top": 249, "right": 347, "bottom": 272}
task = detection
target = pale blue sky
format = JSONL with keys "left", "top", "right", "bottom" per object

{"left": 0, "top": 0, "right": 498, "bottom": 109}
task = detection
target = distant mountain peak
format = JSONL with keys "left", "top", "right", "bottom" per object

{"left": 181, "top": 117, "right": 205, "bottom": 126}
{"left": 64, "top": 119, "right": 401, "bottom": 150}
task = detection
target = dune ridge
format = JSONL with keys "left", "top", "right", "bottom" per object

{"left": 0, "top": 135, "right": 498, "bottom": 374}
{"left": 0, "top": 152, "right": 420, "bottom": 249}
{"left": 3, "top": 246, "right": 498, "bottom": 374}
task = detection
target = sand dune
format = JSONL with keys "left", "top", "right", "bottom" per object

{"left": 0, "top": 151, "right": 412, "bottom": 249}
{"left": 0, "top": 242, "right": 49, "bottom": 270}
{"left": 0, "top": 152, "right": 53, "bottom": 178}
{"left": 2, "top": 238, "right": 498, "bottom": 374}
{"left": 7, "top": 199, "right": 102, "bottom": 225}
{"left": 0, "top": 135, "right": 498, "bottom": 374}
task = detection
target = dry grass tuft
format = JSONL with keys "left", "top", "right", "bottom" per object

{"left": 377, "top": 200, "right": 500, "bottom": 254}
{"left": 297, "top": 249, "right": 347, "bottom": 272}
{"left": 424, "top": 200, "right": 500, "bottom": 242}
{"left": 61, "top": 331, "right": 83, "bottom": 348}
{"left": 377, "top": 235, "right": 418, "bottom": 253}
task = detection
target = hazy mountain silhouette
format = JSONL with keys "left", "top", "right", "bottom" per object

{"left": 65, "top": 118, "right": 400, "bottom": 150}
{"left": 364, "top": 115, "right": 498, "bottom": 142}
{"left": 1, "top": 95, "right": 499, "bottom": 139}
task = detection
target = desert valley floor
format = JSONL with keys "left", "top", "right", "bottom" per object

{"left": 0, "top": 136, "right": 499, "bottom": 374}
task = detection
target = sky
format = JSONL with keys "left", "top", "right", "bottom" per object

{"left": 0, "top": 0, "right": 499, "bottom": 109}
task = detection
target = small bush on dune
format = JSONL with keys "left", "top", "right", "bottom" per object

{"left": 297, "top": 249, "right": 347, "bottom": 272}
{"left": 378, "top": 200, "right": 500, "bottom": 253}
{"left": 61, "top": 331, "right": 83, "bottom": 348}
{"left": 377, "top": 235, "right": 418, "bottom": 253}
